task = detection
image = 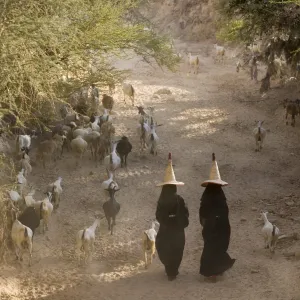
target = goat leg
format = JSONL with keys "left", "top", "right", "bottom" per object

{"left": 144, "top": 252, "right": 148, "bottom": 269}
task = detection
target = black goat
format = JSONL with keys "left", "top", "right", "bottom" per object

{"left": 102, "top": 183, "right": 120, "bottom": 235}
{"left": 18, "top": 207, "right": 40, "bottom": 238}
{"left": 116, "top": 136, "right": 132, "bottom": 168}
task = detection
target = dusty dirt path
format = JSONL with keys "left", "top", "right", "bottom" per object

{"left": 1, "top": 40, "right": 300, "bottom": 300}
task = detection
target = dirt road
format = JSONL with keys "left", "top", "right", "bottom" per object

{"left": 1, "top": 40, "right": 300, "bottom": 300}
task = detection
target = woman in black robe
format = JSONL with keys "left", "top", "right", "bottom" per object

{"left": 199, "top": 153, "right": 235, "bottom": 280}
{"left": 156, "top": 184, "right": 189, "bottom": 281}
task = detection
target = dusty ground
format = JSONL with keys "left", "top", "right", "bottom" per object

{"left": 1, "top": 39, "right": 300, "bottom": 300}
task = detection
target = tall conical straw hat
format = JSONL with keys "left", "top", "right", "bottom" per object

{"left": 201, "top": 153, "right": 228, "bottom": 187}
{"left": 156, "top": 153, "right": 184, "bottom": 186}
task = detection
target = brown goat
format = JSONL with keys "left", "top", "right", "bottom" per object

{"left": 36, "top": 134, "right": 66, "bottom": 168}
{"left": 102, "top": 94, "right": 114, "bottom": 112}
{"left": 283, "top": 98, "right": 300, "bottom": 127}
{"left": 260, "top": 72, "right": 271, "bottom": 94}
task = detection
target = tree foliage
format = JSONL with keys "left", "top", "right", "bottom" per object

{"left": 216, "top": 0, "right": 300, "bottom": 70}
{"left": 0, "top": 0, "right": 179, "bottom": 127}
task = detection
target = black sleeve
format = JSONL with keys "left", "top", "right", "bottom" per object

{"left": 177, "top": 196, "right": 189, "bottom": 229}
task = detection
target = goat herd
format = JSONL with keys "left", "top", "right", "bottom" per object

{"left": 7, "top": 82, "right": 161, "bottom": 269}
{"left": 3, "top": 59, "right": 300, "bottom": 274}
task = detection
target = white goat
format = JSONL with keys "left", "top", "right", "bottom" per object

{"left": 137, "top": 118, "right": 151, "bottom": 151}
{"left": 20, "top": 152, "right": 32, "bottom": 178}
{"left": 75, "top": 219, "right": 100, "bottom": 264}
{"left": 188, "top": 53, "right": 200, "bottom": 74}
{"left": 73, "top": 127, "right": 93, "bottom": 139}
{"left": 146, "top": 118, "right": 159, "bottom": 155}
{"left": 142, "top": 220, "right": 159, "bottom": 269}
{"left": 101, "top": 170, "right": 119, "bottom": 200}
{"left": 104, "top": 142, "right": 121, "bottom": 176}
{"left": 16, "top": 135, "right": 31, "bottom": 153}
{"left": 70, "top": 136, "right": 88, "bottom": 167}
{"left": 122, "top": 83, "right": 135, "bottom": 106}
{"left": 16, "top": 169, "right": 27, "bottom": 196}
{"left": 261, "top": 212, "right": 280, "bottom": 253}
{"left": 47, "top": 177, "right": 63, "bottom": 209}
{"left": 32, "top": 192, "right": 53, "bottom": 234}
{"left": 213, "top": 44, "right": 225, "bottom": 63}
{"left": 91, "top": 116, "right": 100, "bottom": 132}
{"left": 253, "top": 121, "right": 266, "bottom": 152}
{"left": 11, "top": 218, "right": 33, "bottom": 266}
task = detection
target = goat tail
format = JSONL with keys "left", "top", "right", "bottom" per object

{"left": 82, "top": 229, "right": 86, "bottom": 240}
{"left": 258, "top": 126, "right": 261, "bottom": 142}
{"left": 272, "top": 225, "right": 276, "bottom": 237}
{"left": 24, "top": 227, "right": 28, "bottom": 238}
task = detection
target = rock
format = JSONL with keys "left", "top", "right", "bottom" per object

{"left": 251, "top": 207, "right": 258, "bottom": 211}
{"left": 286, "top": 200, "right": 295, "bottom": 206}
{"left": 292, "top": 217, "right": 300, "bottom": 224}
{"left": 89, "top": 171, "right": 94, "bottom": 175}
{"left": 152, "top": 94, "right": 160, "bottom": 100}
{"left": 240, "top": 217, "right": 247, "bottom": 222}
{"left": 283, "top": 252, "right": 295, "bottom": 257}
{"left": 154, "top": 88, "right": 172, "bottom": 95}
{"left": 167, "top": 95, "right": 176, "bottom": 102}
{"left": 251, "top": 269, "right": 259, "bottom": 274}
{"left": 279, "top": 210, "right": 287, "bottom": 218}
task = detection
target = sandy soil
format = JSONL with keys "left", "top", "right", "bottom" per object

{"left": 1, "top": 39, "right": 300, "bottom": 300}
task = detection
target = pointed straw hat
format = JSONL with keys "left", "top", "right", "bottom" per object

{"left": 156, "top": 153, "right": 184, "bottom": 186}
{"left": 201, "top": 153, "right": 228, "bottom": 187}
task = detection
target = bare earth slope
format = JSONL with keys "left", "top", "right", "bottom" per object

{"left": 1, "top": 40, "right": 300, "bottom": 300}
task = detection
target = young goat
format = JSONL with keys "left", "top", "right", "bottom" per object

{"left": 20, "top": 151, "right": 32, "bottom": 178}
{"left": 11, "top": 217, "right": 33, "bottom": 266}
{"left": 16, "top": 169, "right": 27, "bottom": 196}
{"left": 116, "top": 136, "right": 132, "bottom": 168}
{"left": 137, "top": 116, "right": 151, "bottom": 152}
{"left": 261, "top": 212, "right": 280, "bottom": 253}
{"left": 32, "top": 192, "right": 54, "bottom": 234}
{"left": 213, "top": 44, "right": 225, "bottom": 63}
{"left": 122, "top": 82, "right": 135, "bottom": 106}
{"left": 47, "top": 177, "right": 63, "bottom": 209}
{"left": 75, "top": 219, "right": 100, "bottom": 265}
{"left": 253, "top": 121, "right": 266, "bottom": 152}
{"left": 142, "top": 220, "right": 159, "bottom": 269}
{"left": 146, "top": 118, "right": 159, "bottom": 155}
{"left": 188, "top": 53, "right": 200, "bottom": 74}
{"left": 103, "top": 183, "right": 120, "bottom": 235}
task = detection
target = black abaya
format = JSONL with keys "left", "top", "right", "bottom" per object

{"left": 155, "top": 185, "right": 189, "bottom": 280}
{"left": 199, "top": 184, "right": 235, "bottom": 277}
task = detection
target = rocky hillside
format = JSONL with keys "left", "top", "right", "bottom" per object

{"left": 141, "top": 0, "right": 217, "bottom": 41}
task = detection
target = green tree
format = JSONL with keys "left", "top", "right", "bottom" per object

{"left": 0, "top": 0, "right": 179, "bottom": 127}
{"left": 216, "top": 0, "right": 300, "bottom": 71}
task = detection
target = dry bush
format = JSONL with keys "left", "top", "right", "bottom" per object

{"left": 0, "top": 154, "right": 18, "bottom": 262}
